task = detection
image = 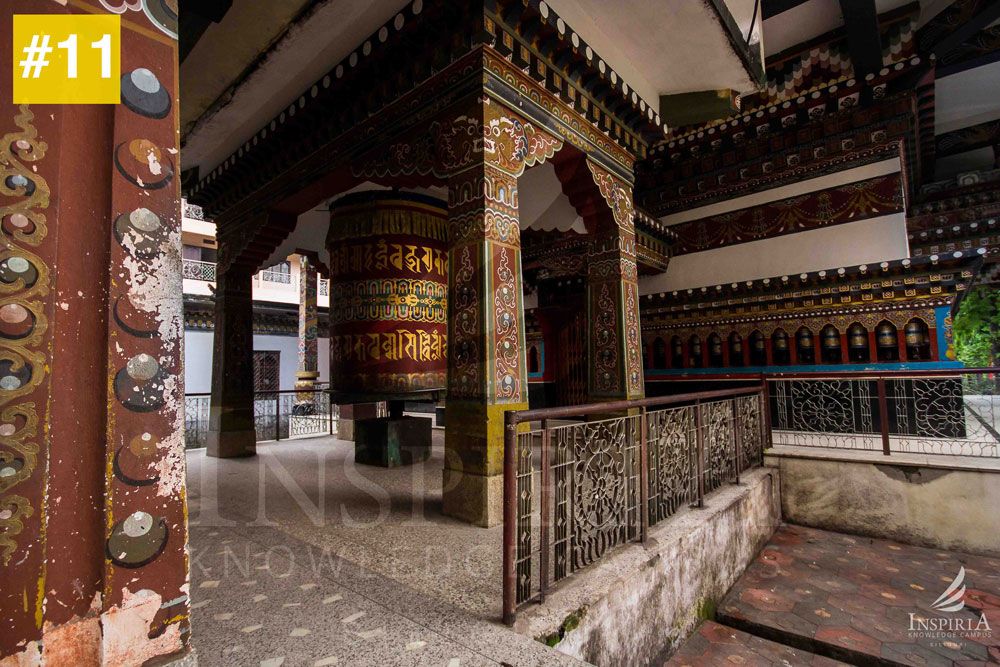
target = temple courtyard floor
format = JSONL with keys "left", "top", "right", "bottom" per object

{"left": 187, "top": 434, "right": 1000, "bottom": 666}
{"left": 185, "top": 431, "right": 579, "bottom": 667}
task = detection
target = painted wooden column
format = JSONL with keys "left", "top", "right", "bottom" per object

{"left": 585, "top": 161, "right": 645, "bottom": 401}
{"left": 294, "top": 254, "right": 319, "bottom": 407}
{"left": 207, "top": 261, "right": 256, "bottom": 457}
{"left": 442, "top": 104, "right": 562, "bottom": 526}
{"left": 1, "top": 2, "right": 190, "bottom": 662}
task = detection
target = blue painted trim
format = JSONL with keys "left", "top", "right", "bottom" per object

{"left": 644, "top": 360, "right": 965, "bottom": 378}
{"left": 934, "top": 305, "right": 952, "bottom": 361}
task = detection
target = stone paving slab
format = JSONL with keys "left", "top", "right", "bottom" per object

{"left": 665, "top": 620, "right": 848, "bottom": 666}
{"left": 717, "top": 524, "right": 1000, "bottom": 666}
{"left": 189, "top": 524, "right": 587, "bottom": 667}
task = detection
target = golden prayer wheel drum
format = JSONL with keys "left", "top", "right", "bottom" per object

{"left": 773, "top": 331, "right": 788, "bottom": 350}
{"left": 821, "top": 326, "right": 840, "bottom": 350}
{"left": 876, "top": 323, "right": 897, "bottom": 351}
{"left": 797, "top": 329, "right": 812, "bottom": 349}
{"left": 327, "top": 192, "right": 448, "bottom": 401}
{"left": 848, "top": 324, "right": 868, "bottom": 351}
{"left": 709, "top": 335, "right": 723, "bottom": 356}
{"left": 904, "top": 321, "right": 926, "bottom": 347}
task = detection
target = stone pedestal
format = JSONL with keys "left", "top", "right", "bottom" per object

{"left": 355, "top": 416, "right": 432, "bottom": 467}
{"left": 337, "top": 402, "right": 380, "bottom": 442}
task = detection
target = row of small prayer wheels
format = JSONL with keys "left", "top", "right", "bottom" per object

{"left": 647, "top": 319, "right": 933, "bottom": 370}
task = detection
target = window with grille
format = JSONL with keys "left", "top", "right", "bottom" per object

{"left": 253, "top": 351, "right": 280, "bottom": 392}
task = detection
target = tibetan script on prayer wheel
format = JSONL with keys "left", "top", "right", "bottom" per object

{"left": 327, "top": 191, "right": 448, "bottom": 401}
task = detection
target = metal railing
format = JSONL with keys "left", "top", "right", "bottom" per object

{"left": 184, "top": 387, "right": 339, "bottom": 449}
{"left": 181, "top": 258, "right": 217, "bottom": 282}
{"left": 257, "top": 269, "right": 293, "bottom": 285}
{"left": 767, "top": 368, "right": 1000, "bottom": 458}
{"left": 502, "top": 384, "right": 768, "bottom": 624}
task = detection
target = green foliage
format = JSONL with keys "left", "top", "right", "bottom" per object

{"left": 954, "top": 286, "right": 1000, "bottom": 367}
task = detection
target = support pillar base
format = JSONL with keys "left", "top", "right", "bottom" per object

{"left": 337, "top": 403, "right": 380, "bottom": 442}
{"left": 355, "top": 416, "right": 431, "bottom": 467}
{"left": 442, "top": 468, "right": 503, "bottom": 527}
{"left": 206, "top": 428, "right": 256, "bottom": 458}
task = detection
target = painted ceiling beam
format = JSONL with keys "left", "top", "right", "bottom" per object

{"left": 935, "top": 118, "right": 1000, "bottom": 157}
{"left": 839, "top": 0, "right": 883, "bottom": 78}
{"left": 920, "top": 0, "right": 1000, "bottom": 58}
{"left": 936, "top": 25, "right": 1000, "bottom": 77}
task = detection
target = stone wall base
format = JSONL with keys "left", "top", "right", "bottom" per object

{"left": 766, "top": 446, "right": 1000, "bottom": 556}
{"left": 515, "top": 467, "right": 781, "bottom": 666}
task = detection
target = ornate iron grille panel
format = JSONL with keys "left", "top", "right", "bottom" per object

{"left": 552, "top": 423, "right": 573, "bottom": 583}
{"left": 888, "top": 375, "right": 999, "bottom": 457}
{"left": 702, "top": 400, "right": 735, "bottom": 494}
{"left": 736, "top": 394, "right": 764, "bottom": 469}
{"left": 504, "top": 389, "right": 765, "bottom": 618}
{"left": 184, "top": 395, "right": 210, "bottom": 448}
{"left": 181, "top": 258, "right": 217, "bottom": 281}
{"left": 514, "top": 429, "right": 537, "bottom": 605}
{"left": 185, "top": 387, "right": 336, "bottom": 446}
{"left": 647, "top": 406, "right": 695, "bottom": 525}
{"left": 259, "top": 266, "right": 293, "bottom": 284}
{"left": 567, "top": 416, "right": 641, "bottom": 571}
{"left": 504, "top": 387, "right": 768, "bottom": 622}
{"left": 769, "top": 373, "right": 999, "bottom": 457}
{"left": 770, "top": 378, "right": 880, "bottom": 450}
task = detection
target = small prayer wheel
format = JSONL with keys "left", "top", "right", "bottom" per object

{"left": 904, "top": 321, "right": 926, "bottom": 347}
{"left": 848, "top": 324, "right": 868, "bottom": 351}
{"left": 773, "top": 331, "right": 788, "bottom": 350}
{"left": 796, "top": 329, "right": 813, "bottom": 349}
{"left": 876, "top": 323, "right": 897, "bottom": 351}
{"left": 821, "top": 325, "right": 840, "bottom": 350}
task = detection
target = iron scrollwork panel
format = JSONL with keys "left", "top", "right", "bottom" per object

{"left": 647, "top": 405, "right": 695, "bottom": 526}
{"left": 515, "top": 430, "right": 535, "bottom": 605}
{"left": 889, "top": 376, "right": 998, "bottom": 457}
{"left": 566, "top": 416, "right": 640, "bottom": 573}
{"left": 702, "top": 400, "right": 735, "bottom": 493}
{"left": 787, "top": 380, "right": 875, "bottom": 434}
{"left": 736, "top": 394, "right": 763, "bottom": 470}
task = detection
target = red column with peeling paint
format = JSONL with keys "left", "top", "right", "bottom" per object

{"left": 0, "top": 1, "right": 190, "bottom": 663}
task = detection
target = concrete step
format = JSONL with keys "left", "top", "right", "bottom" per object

{"left": 665, "top": 620, "right": 847, "bottom": 666}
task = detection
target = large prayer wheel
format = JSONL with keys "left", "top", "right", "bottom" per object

{"left": 327, "top": 191, "right": 448, "bottom": 402}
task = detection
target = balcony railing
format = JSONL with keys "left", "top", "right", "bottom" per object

{"left": 502, "top": 385, "right": 767, "bottom": 624}
{"left": 182, "top": 258, "right": 217, "bottom": 282}
{"left": 184, "top": 386, "right": 339, "bottom": 448}
{"left": 767, "top": 368, "right": 1000, "bottom": 458}
{"left": 258, "top": 268, "right": 293, "bottom": 285}
{"left": 182, "top": 262, "right": 332, "bottom": 300}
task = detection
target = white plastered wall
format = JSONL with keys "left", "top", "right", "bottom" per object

{"left": 640, "top": 213, "right": 910, "bottom": 294}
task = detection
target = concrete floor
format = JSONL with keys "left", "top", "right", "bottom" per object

{"left": 186, "top": 432, "right": 582, "bottom": 666}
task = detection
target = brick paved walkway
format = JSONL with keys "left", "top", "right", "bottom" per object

{"left": 713, "top": 524, "right": 1000, "bottom": 666}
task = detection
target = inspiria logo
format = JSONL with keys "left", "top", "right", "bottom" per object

{"left": 908, "top": 567, "right": 992, "bottom": 643}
